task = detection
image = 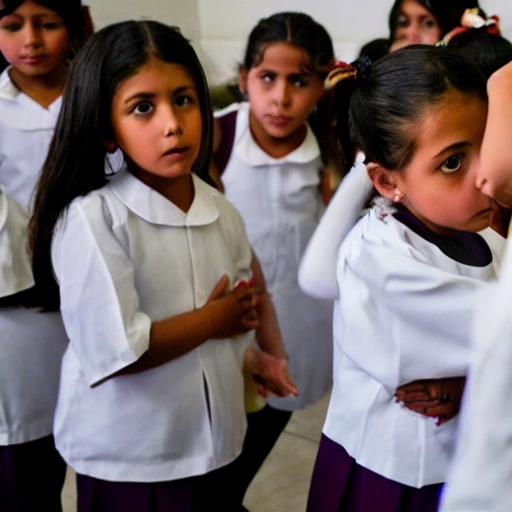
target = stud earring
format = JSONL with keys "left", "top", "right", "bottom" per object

{"left": 393, "top": 189, "right": 403, "bottom": 203}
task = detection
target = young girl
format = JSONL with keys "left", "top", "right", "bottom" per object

{"left": 28, "top": 19, "right": 295, "bottom": 512}
{"left": 212, "top": 11, "right": 335, "bottom": 505}
{"left": 438, "top": 58, "right": 512, "bottom": 512}
{"left": 0, "top": 2, "right": 86, "bottom": 509}
{"left": 304, "top": 45, "right": 504, "bottom": 512}
{"left": 387, "top": 0, "right": 481, "bottom": 52}
{"left": 0, "top": 0, "right": 86, "bottom": 210}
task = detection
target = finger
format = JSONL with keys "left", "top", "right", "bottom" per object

{"left": 207, "top": 275, "right": 229, "bottom": 301}
{"left": 396, "top": 382, "right": 428, "bottom": 393}
{"left": 396, "top": 391, "right": 432, "bottom": 402}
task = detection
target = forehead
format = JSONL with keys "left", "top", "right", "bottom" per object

{"left": 114, "top": 58, "right": 195, "bottom": 96}
{"left": 252, "top": 42, "right": 312, "bottom": 73}
{"left": 411, "top": 90, "right": 487, "bottom": 160}
{"left": 398, "top": 0, "right": 434, "bottom": 17}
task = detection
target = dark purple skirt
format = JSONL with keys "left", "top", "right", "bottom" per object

{"left": 0, "top": 435, "right": 66, "bottom": 512}
{"left": 76, "top": 457, "right": 245, "bottom": 512}
{"left": 306, "top": 434, "right": 443, "bottom": 512}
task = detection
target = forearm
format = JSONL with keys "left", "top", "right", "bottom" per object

{"left": 251, "top": 252, "right": 287, "bottom": 359}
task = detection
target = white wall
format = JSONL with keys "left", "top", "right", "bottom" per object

{"left": 86, "top": 0, "right": 512, "bottom": 85}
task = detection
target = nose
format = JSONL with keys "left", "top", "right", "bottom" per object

{"left": 404, "top": 25, "right": 422, "bottom": 43}
{"left": 163, "top": 106, "right": 182, "bottom": 137}
{"left": 23, "top": 22, "right": 43, "bottom": 47}
{"left": 272, "top": 80, "right": 290, "bottom": 107}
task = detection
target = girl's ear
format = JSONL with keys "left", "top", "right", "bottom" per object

{"left": 239, "top": 68, "right": 248, "bottom": 95}
{"left": 366, "top": 162, "right": 399, "bottom": 201}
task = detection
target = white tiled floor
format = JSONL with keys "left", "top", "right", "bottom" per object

{"left": 61, "top": 393, "right": 329, "bottom": 512}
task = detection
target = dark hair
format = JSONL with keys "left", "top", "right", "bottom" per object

{"left": 29, "top": 20, "right": 214, "bottom": 310}
{"left": 447, "top": 28, "right": 512, "bottom": 79}
{"left": 388, "top": 0, "right": 481, "bottom": 42}
{"left": 0, "top": 0, "right": 86, "bottom": 70}
{"left": 242, "top": 11, "right": 334, "bottom": 74}
{"left": 358, "top": 38, "right": 390, "bottom": 62}
{"left": 331, "top": 45, "right": 487, "bottom": 173}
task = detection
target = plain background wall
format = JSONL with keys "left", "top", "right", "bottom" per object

{"left": 86, "top": 0, "right": 512, "bottom": 85}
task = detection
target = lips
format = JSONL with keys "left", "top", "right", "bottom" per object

{"left": 162, "top": 146, "right": 189, "bottom": 160}
{"left": 20, "top": 55, "right": 46, "bottom": 65}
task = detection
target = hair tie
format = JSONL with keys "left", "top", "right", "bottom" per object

{"left": 438, "top": 8, "right": 501, "bottom": 46}
{"left": 325, "top": 56, "right": 373, "bottom": 90}
{"left": 325, "top": 61, "right": 357, "bottom": 90}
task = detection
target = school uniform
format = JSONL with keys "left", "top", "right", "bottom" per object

{"left": 439, "top": 233, "right": 512, "bottom": 512}
{"left": 0, "top": 189, "right": 68, "bottom": 511}
{"left": 307, "top": 200, "right": 504, "bottom": 512}
{"left": 0, "top": 67, "right": 61, "bottom": 211}
{"left": 52, "top": 171, "right": 253, "bottom": 497}
{"left": 219, "top": 102, "right": 333, "bottom": 411}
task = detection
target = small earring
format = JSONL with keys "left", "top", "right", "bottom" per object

{"left": 393, "top": 189, "right": 403, "bottom": 203}
{"left": 104, "top": 141, "right": 118, "bottom": 153}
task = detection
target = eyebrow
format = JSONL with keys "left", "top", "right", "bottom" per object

{"left": 434, "top": 141, "right": 470, "bottom": 159}
{"left": 123, "top": 85, "right": 196, "bottom": 105}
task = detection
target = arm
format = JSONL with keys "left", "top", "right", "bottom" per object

{"left": 298, "top": 157, "right": 372, "bottom": 300}
{"left": 248, "top": 251, "right": 299, "bottom": 397}
{"left": 478, "top": 61, "right": 512, "bottom": 208}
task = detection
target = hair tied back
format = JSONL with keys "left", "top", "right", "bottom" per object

{"left": 325, "top": 56, "right": 372, "bottom": 90}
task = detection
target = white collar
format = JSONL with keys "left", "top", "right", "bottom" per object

{"left": 109, "top": 170, "right": 220, "bottom": 227}
{"left": 0, "top": 67, "right": 20, "bottom": 101}
{"left": 234, "top": 102, "right": 321, "bottom": 167}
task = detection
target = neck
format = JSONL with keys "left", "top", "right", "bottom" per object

{"left": 8, "top": 65, "right": 68, "bottom": 109}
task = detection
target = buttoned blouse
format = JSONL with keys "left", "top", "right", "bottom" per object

{"left": 323, "top": 202, "right": 504, "bottom": 488}
{"left": 52, "top": 171, "right": 253, "bottom": 482}
{"left": 219, "top": 102, "right": 333, "bottom": 410}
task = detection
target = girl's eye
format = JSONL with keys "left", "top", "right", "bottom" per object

{"left": 293, "top": 78, "right": 308, "bottom": 88}
{"left": 396, "top": 15, "right": 409, "bottom": 28}
{"left": 1, "top": 23, "right": 21, "bottom": 32}
{"left": 43, "top": 22, "right": 60, "bottom": 30}
{"left": 440, "top": 155, "right": 462, "bottom": 174}
{"left": 175, "top": 94, "right": 193, "bottom": 107}
{"left": 133, "top": 102, "right": 153, "bottom": 115}
{"left": 261, "top": 73, "right": 274, "bottom": 83}
{"left": 422, "top": 19, "right": 438, "bottom": 30}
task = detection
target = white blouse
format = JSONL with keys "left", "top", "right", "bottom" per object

{"left": 0, "top": 67, "right": 61, "bottom": 211}
{"left": 323, "top": 203, "right": 504, "bottom": 487}
{"left": 52, "top": 171, "right": 253, "bottom": 482}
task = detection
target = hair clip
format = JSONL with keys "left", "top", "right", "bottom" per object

{"left": 325, "top": 61, "right": 357, "bottom": 90}
{"left": 437, "top": 8, "right": 501, "bottom": 46}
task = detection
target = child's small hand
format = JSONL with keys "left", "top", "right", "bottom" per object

{"left": 244, "top": 346, "right": 299, "bottom": 398}
{"left": 206, "top": 275, "right": 260, "bottom": 338}
{"left": 394, "top": 377, "right": 466, "bottom": 426}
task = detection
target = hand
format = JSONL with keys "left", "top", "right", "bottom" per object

{"left": 244, "top": 347, "right": 299, "bottom": 398}
{"left": 206, "top": 275, "right": 260, "bottom": 338}
{"left": 395, "top": 377, "right": 466, "bottom": 426}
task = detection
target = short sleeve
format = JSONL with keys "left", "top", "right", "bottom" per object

{"left": 52, "top": 196, "right": 151, "bottom": 386}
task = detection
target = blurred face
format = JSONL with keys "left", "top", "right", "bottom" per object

{"left": 0, "top": 0, "right": 70, "bottom": 82}
{"left": 110, "top": 57, "right": 202, "bottom": 198}
{"left": 240, "top": 42, "right": 326, "bottom": 156}
{"left": 391, "top": 0, "right": 443, "bottom": 51}
{"left": 382, "top": 91, "right": 494, "bottom": 235}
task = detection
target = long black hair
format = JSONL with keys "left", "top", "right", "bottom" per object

{"left": 29, "top": 20, "right": 214, "bottom": 310}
